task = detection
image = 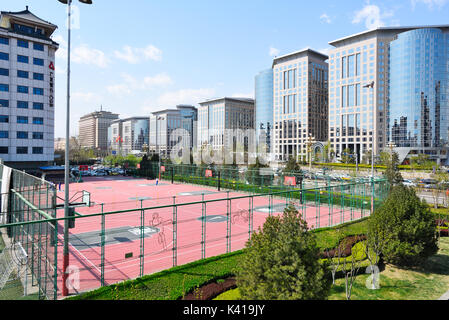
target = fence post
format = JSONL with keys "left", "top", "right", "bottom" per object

{"left": 226, "top": 191, "right": 230, "bottom": 253}
{"left": 201, "top": 193, "right": 206, "bottom": 260}
{"left": 100, "top": 203, "right": 105, "bottom": 287}
{"left": 172, "top": 197, "right": 177, "bottom": 267}
{"left": 140, "top": 199, "right": 145, "bottom": 278}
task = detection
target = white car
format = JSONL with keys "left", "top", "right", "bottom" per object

{"left": 403, "top": 179, "right": 416, "bottom": 187}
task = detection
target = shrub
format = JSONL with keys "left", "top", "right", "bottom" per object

{"left": 237, "top": 204, "right": 332, "bottom": 300}
{"left": 368, "top": 185, "right": 438, "bottom": 267}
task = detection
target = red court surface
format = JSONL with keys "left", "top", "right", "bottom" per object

{"left": 54, "top": 176, "right": 368, "bottom": 297}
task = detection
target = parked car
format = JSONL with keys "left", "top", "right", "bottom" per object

{"left": 402, "top": 179, "right": 417, "bottom": 187}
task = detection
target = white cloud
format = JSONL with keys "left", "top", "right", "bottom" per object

{"left": 155, "top": 88, "right": 216, "bottom": 108}
{"left": 352, "top": 4, "right": 394, "bottom": 30}
{"left": 72, "top": 44, "right": 110, "bottom": 68}
{"left": 269, "top": 47, "right": 280, "bottom": 57}
{"left": 320, "top": 13, "right": 332, "bottom": 24}
{"left": 107, "top": 73, "right": 173, "bottom": 97}
{"left": 72, "top": 92, "right": 103, "bottom": 103}
{"left": 411, "top": 0, "right": 449, "bottom": 9}
{"left": 231, "top": 92, "right": 254, "bottom": 99}
{"left": 114, "top": 45, "right": 163, "bottom": 64}
{"left": 318, "top": 47, "right": 331, "bottom": 56}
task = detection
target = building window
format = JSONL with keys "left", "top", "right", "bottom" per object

{"left": 18, "top": 86, "right": 29, "bottom": 94}
{"left": 33, "top": 102, "right": 44, "bottom": 110}
{"left": 0, "top": 115, "right": 8, "bottom": 123}
{"left": 0, "top": 37, "right": 8, "bottom": 45}
{"left": 17, "top": 116, "right": 28, "bottom": 124}
{"left": 17, "top": 70, "right": 29, "bottom": 78}
{"left": 17, "top": 147, "right": 28, "bottom": 154}
{"left": 0, "top": 131, "right": 8, "bottom": 138}
{"left": 0, "top": 147, "right": 8, "bottom": 154}
{"left": 32, "top": 147, "right": 44, "bottom": 154}
{"left": 17, "top": 101, "right": 28, "bottom": 109}
{"left": 0, "top": 100, "right": 8, "bottom": 107}
{"left": 0, "top": 52, "right": 9, "bottom": 61}
{"left": 33, "top": 88, "right": 44, "bottom": 95}
{"left": 17, "top": 131, "right": 28, "bottom": 139}
{"left": 33, "top": 58, "right": 44, "bottom": 66}
{"left": 17, "top": 39, "right": 29, "bottom": 48}
{"left": 17, "top": 55, "right": 29, "bottom": 63}
{"left": 33, "top": 117, "right": 44, "bottom": 125}
{"left": 33, "top": 73, "right": 44, "bottom": 81}
{"left": 0, "top": 84, "right": 9, "bottom": 92}
{"left": 33, "top": 43, "right": 44, "bottom": 51}
{"left": 0, "top": 68, "right": 9, "bottom": 76}
{"left": 33, "top": 132, "right": 44, "bottom": 140}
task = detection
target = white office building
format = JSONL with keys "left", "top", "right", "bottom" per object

{"left": 0, "top": 7, "right": 58, "bottom": 170}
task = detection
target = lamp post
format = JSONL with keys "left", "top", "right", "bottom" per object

{"left": 157, "top": 116, "right": 164, "bottom": 180}
{"left": 363, "top": 81, "right": 375, "bottom": 214}
{"left": 58, "top": 0, "right": 93, "bottom": 297}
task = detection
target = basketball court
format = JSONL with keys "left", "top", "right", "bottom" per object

{"left": 54, "top": 175, "right": 368, "bottom": 296}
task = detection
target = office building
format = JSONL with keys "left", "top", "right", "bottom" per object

{"left": 109, "top": 117, "right": 149, "bottom": 156}
{"left": 0, "top": 7, "right": 58, "bottom": 170}
{"left": 197, "top": 97, "right": 255, "bottom": 158}
{"left": 78, "top": 110, "right": 119, "bottom": 151}
{"left": 272, "top": 48, "right": 328, "bottom": 162}
{"left": 149, "top": 105, "right": 197, "bottom": 158}
{"left": 255, "top": 69, "right": 273, "bottom": 154}
{"left": 328, "top": 25, "right": 449, "bottom": 164}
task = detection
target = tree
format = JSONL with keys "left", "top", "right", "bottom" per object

{"left": 383, "top": 151, "right": 403, "bottom": 185}
{"left": 283, "top": 156, "right": 301, "bottom": 175}
{"left": 341, "top": 148, "right": 355, "bottom": 164}
{"left": 368, "top": 185, "right": 438, "bottom": 267}
{"left": 237, "top": 204, "right": 332, "bottom": 300}
{"left": 431, "top": 169, "right": 449, "bottom": 209}
{"left": 246, "top": 158, "right": 272, "bottom": 186}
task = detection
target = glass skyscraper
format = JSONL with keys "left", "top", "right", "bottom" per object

{"left": 255, "top": 69, "right": 273, "bottom": 153}
{"left": 389, "top": 28, "right": 449, "bottom": 164}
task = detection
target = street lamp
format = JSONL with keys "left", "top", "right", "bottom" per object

{"left": 363, "top": 81, "right": 375, "bottom": 214}
{"left": 58, "top": 0, "right": 93, "bottom": 298}
{"left": 156, "top": 116, "right": 165, "bottom": 180}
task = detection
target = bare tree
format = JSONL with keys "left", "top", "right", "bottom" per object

{"left": 325, "top": 230, "right": 346, "bottom": 285}
{"left": 365, "top": 229, "right": 382, "bottom": 290}
{"left": 341, "top": 235, "right": 364, "bottom": 300}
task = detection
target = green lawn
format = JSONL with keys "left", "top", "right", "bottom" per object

{"left": 328, "top": 237, "right": 449, "bottom": 300}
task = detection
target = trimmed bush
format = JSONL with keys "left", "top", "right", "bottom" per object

{"left": 237, "top": 204, "right": 332, "bottom": 300}
{"left": 368, "top": 185, "right": 438, "bottom": 267}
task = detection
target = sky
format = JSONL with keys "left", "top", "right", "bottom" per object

{"left": 4, "top": 0, "right": 449, "bottom": 138}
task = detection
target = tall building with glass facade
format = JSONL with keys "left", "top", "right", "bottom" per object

{"left": 149, "top": 105, "right": 197, "bottom": 158}
{"left": 389, "top": 28, "right": 449, "bottom": 165}
{"left": 328, "top": 25, "right": 449, "bottom": 164}
{"left": 197, "top": 97, "right": 255, "bottom": 153}
{"left": 272, "top": 48, "right": 328, "bottom": 162}
{"left": 0, "top": 8, "right": 59, "bottom": 170}
{"left": 255, "top": 69, "right": 273, "bottom": 154}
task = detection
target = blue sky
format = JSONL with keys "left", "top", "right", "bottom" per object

{"left": 4, "top": 0, "right": 449, "bottom": 138}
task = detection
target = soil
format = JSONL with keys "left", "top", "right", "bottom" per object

{"left": 182, "top": 278, "right": 236, "bottom": 301}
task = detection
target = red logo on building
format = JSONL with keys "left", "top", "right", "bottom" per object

{"left": 49, "top": 62, "right": 55, "bottom": 70}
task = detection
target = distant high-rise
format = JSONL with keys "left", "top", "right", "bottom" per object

{"left": 78, "top": 110, "right": 119, "bottom": 151}
{"left": 328, "top": 25, "right": 449, "bottom": 164}
{"left": 272, "top": 49, "right": 328, "bottom": 162}
{"left": 197, "top": 97, "right": 254, "bottom": 156}
{"left": 0, "top": 7, "right": 59, "bottom": 170}
{"left": 149, "top": 105, "right": 197, "bottom": 158}
{"left": 255, "top": 69, "right": 273, "bottom": 154}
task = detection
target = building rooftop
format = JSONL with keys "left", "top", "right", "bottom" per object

{"left": 329, "top": 25, "right": 449, "bottom": 47}
{"left": 272, "top": 47, "right": 328, "bottom": 67}
{"left": 199, "top": 97, "right": 255, "bottom": 105}
{"left": 0, "top": 6, "right": 58, "bottom": 39}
